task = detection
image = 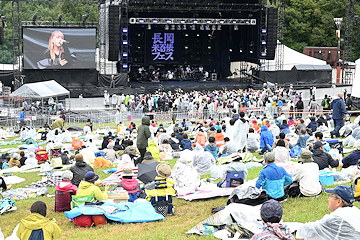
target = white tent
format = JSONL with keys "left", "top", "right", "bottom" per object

{"left": 263, "top": 44, "right": 327, "bottom": 71}
{"left": 352, "top": 59, "right": 360, "bottom": 98}
{"left": 10, "top": 80, "right": 70, "bottom": 98}
{"left": 230, "top": 43, "right": 327, "bottom": 73}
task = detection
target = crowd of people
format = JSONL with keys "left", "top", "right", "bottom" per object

{"left": 2, "top": 85, "right": 360, "bottom": 239}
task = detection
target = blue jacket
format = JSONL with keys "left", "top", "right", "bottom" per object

{"left": 180, "top": 138, "right": 192, "bottom": 151}
{"left": 203, "top": 143, "right": 219, "bottom": 159}
{"left": 20, "top": 111, "right": 25, "bottom": 121}
{"left": 256, "top": 163, "right": 293, "bottom": 199}
{"left": 331, "top": 98, "right": 347, "bottom": 119}
{"left": 295, "top": 134, "right": 310, "bottom": 148}
{"left": 307, "top": 120, "right": 318, "bottom": 132}
{"left": 280, "top": 123, "right": 290, "bottom": 134}
{"left": 260, "top": 125, "right": 274, "bottom": 148}
{"left": 342, "top": 149, "right": 360, "bottom": 166}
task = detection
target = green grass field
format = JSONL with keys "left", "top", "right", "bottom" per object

{"left": 0, "top": 141, "right": 359, "bottom": 239}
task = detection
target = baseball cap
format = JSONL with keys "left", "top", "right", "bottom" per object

{"left": 260, "top": 199, "right": 283, "bottom": 222}
{"left": 313, "top": 141, "right": 326, "bottom": 149}
{"left": 325, "top": 185, "right": 355, "bottom": 204}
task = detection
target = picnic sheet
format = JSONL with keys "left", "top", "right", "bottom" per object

{"left": 65, "top": 201, "right": 164, "bottom": 223}
{"left": 27, "top": 175, "right": 62, "bottom": 188}
{"left": 102, "top": 168, "right": 138, "bottom": 185}
{"left": 1, "top": 187, "right": 49, "bottom": 200}
{"left": 3, "top": 175, "right": 26, "bottom": 185}
{"left": 0, "top": 165, "right": 40, "bottom": 174}
{"left": 177, "top": 182, "right": 234, "bottom": 201}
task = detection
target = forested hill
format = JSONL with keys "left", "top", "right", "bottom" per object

{"left": 0, "top": 0, "right": 359, "bottom": 64}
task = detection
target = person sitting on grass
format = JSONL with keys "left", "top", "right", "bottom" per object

{"left": 19, "top": 151, "right": 27, "bottom": 166}
{"left": 70, "top": 153, "right": 94, "bottom": 187}
{"left": 292, "top": 150, "right": 322, "bottom": 197}
{"left": 0, "top": 172, "right": 12, "bottom": 191}
{"left": 312, "top": 141, "right": 342, "bottom": 170}
{"left": 297, "top": 185, "right": 360, "bottom": 239}
{"left": 76, "top": 171, "right": 109, "bottom": 201}
{"left": 259, "top": 125, "right": 274, "bottom": 155}
{"left": 110, "top": 168, "right": 140, "bottom": 202}
{"left": 203, "top": 136, "right": 219, "bottom": 160}
{"left": 342, "top": 139, "right": 360, "bottom": 168}
{"left": 9, "top": 153, "right": 21, "bottom": 168}
{"left": 256, "top": 153, "right": 293, "bottom": 201}
{"left": 2, "top": 156, "right": 10, "bottom": 169}
{"left": 250, "top": 199, "right": 295, "bottom": 240}
{"left": 180, "top": 133, "right": 192, "bottom": 151}
{"left": 16, "top": 201, "right": 62, "bottom": 240}
{"left": 295, "top": 128, "right": 310, "bottom": 149}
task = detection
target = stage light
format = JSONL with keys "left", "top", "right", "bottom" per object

{"left": 319, "top": 50, "right": 322, "bottom": 53}
{"left": 123, "top": 52, "right": 128, "bottom": 57}
{"left": 234, "top": 25, "right": 238, "bottom": 30}
{"left": 153, "top": 19, "right": 158, "bottom": 24}
{"left": 185, "top": 34, "right": 188, "bottom": 37}
{"left": 180, "top": 20, "right": 185, "bottom": 24}
{"left": 193, "top": 20, "right": 198, "bottom": 24}
{"left": 82, "top": 14, "right": 89, "bottom": 23}
{"left": 245, "top": 20, "right": 250, "bottom": 24}
{"left": 206, "top": 20, "right": 211, "bottom": 24}
{"left": 205, "top": 25, "right": 210, "bottom": 30}
{"left": 122, "top": 28, "right": 128, "bottom": 33}
{"left": 123, "top": 64, "right": 128, "bottom": 69}
{"left": 261, "top": 63, "right": 266, "bottom": 68}
{"left": 200, "top": 25, "right": 204, "bottom": 30}
{"left": 171, "top": 25, "right": 175, "bottom": 30}
{"left": 166, "top": 19, "right": 172, "bottom": 24}
{"left": 137, "top": 46, "right": 141, "bottom": 49}
{"left": 137, "top": 33, "right": 141, "bottom": 37}
{"left": 182, "top": 25, "right": 187, "bottom": 30}
{"left": 191, "top": 24, "right": 196, "bottom": 30}
{"left": 262, "top": 29, "right": 267, "bottom": 33}
{"left": 32, "top": 14, "right": 37, "bottom": 24}
{"left": 232, "top": 20, "right": 237, "bottom": 24}
{"left": 208, "top": 34, "right": 211, "bottom": 37}
{"left": 164, "top": 25, "right": 169, "bottom": 30}
{"left": 211, "top": 25, "right": 216, "bottom": 31}
{"left": 240, "top": 49, "right": 243, "bottom": 53}
{"left": 139, "top": 19, "right": 144, "bottom": 23}
{"left": 123, "top": 40, "right": 128, "bottom": 45}
{"left": 57, "top": 14, "right": 62, "bottom": 23}
{"left": 208, "top": 46, "right": 211, "bottom": 49}
{"left": 262, "top": 40, "right": 266, "bottom": 45}
{"left": 217, "top": 25, "right": 221, "bottom": 30}
{"left": 185, "top": 46, "right": 188, "bottom": 49}
{"left": 197, "top": 34, "right": 199, "bottom": 37}
{"left": 250, "top": 50, "right": 253, "bottom": 54}
{"left": 177, "top": 25, "right": 181, "bottom": 30}
{"left": 229, "top": 49, "right": 232, "bottom": 52}
{"left": 261, "top": 52, "right": 266, "bottom": 56}
{"left": 219, "top": 20, "right": 224, "bottom": 24}
{"left": 147, "top": 24, "right": 151, "bottom": 30}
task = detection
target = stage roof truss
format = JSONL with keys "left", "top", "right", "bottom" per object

{"left": 129, "top": 18, "right": 257, "bottom": 25}
{"left": 128, "top": 3, "right": 265, "bottom": 12}
{"left": 21, "top": 21, "right": 98, "bottom": 27}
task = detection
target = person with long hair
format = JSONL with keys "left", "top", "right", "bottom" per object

{"left": 37, "top": 31, "right": 74, "bottom": 69}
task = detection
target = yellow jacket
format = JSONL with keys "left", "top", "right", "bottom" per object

{"left": 77, "top": 181, "right": 109, "bottom": 201}
{"left": 145, "top": 177, "right": 176, "bottom": 200}
{"left": 16, "top": 213, "right": 62, "bottom": 240}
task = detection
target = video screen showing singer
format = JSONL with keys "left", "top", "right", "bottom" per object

{"left": 37, "top": 31, "right": 76, "bottom": 69}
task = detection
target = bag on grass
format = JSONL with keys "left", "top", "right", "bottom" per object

{"left": 0, "top": 199, "right": 16, "bottom": 215}
{"left": 92, "top": 215, "right": 107, "bottom": 226}
{"left": 73, "top": 215, "right": 93, "bottom": 227}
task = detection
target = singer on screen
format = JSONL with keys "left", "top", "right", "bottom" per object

{"left": 37, "top": 31, "right": 76, "bottom": 69}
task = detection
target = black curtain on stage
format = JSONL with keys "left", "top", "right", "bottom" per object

{"left": 0, "top": 70, "right": 15, "bottom": 89}
{"left": 98, "top": 73, "right": 128, "bottom": 87}
{"left": 259, "top": 69, "right": 297, "bottom": 85}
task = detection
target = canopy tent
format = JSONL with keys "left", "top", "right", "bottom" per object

{"left": 352, "top": 59, "right": 360, "bottom": 98}
{"left": 10, "top": 80, "right": 70, "bottom": 99}
{"left": 263, "top": 44, "right": 327, "bottom": 71}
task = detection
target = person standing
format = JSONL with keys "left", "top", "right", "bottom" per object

{"left": 295, "top": 97, "right": 304, "bottom": 118}
{"left": 137, "top": 116, "right": 151, "bottom": 159}
{"left": 110, "top": 74, "right": 115, "bottom": 88}
{"left": 19, "top": 109, "right": 25, "bottom": 129}
{"left": 330, "top": 93, "right": 348, "bottom": 138}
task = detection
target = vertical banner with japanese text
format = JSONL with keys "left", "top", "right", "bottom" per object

{"left": 146, "top": 31, "right": 180, "bottom": 63}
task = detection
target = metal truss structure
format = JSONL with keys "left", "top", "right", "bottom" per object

{"left": 275, "top": 0, "right": 285, "bottom": 71}
{"left": 129, "top": 18, "right": 257, "bottom": 26}
{"left": 98, "top": 2, "right": 106, "bottom": 74}
{"left": 343, "top": 0, "right": 354, "bottom": 84}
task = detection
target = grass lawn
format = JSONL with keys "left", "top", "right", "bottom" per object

{"left": 1, "top": 145, "right": 359, "bottom": 239}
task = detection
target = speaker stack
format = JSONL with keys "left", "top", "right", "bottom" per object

{"left": 266, "top": 7, "right": 278, "bottom": 60}
{"left": 108, "top": 5, "right": 120, "bottom": 61}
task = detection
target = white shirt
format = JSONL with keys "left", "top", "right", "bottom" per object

{"left": 292, "top": 162, "right": 321, "bottom": 196}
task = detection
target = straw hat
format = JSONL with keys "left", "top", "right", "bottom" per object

{"left": 122, "top": 168, "right": 134, "bottom": 177}
{"left": 156, "top": 164, "right": 171, "bottom": 178}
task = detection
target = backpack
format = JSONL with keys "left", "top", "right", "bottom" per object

{"left": 321, "top": 99, "right": 325, "bottom": 107}
{"left": 352, "top": 176, "right": 360, "bottom": 199}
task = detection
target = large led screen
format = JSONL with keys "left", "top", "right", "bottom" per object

{"left": 23, "top": 28, "right": 96, "bottom": 69}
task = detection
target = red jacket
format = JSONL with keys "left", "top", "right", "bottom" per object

{"left": 56, "top": 181, "right": 78, "bottom": 194}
